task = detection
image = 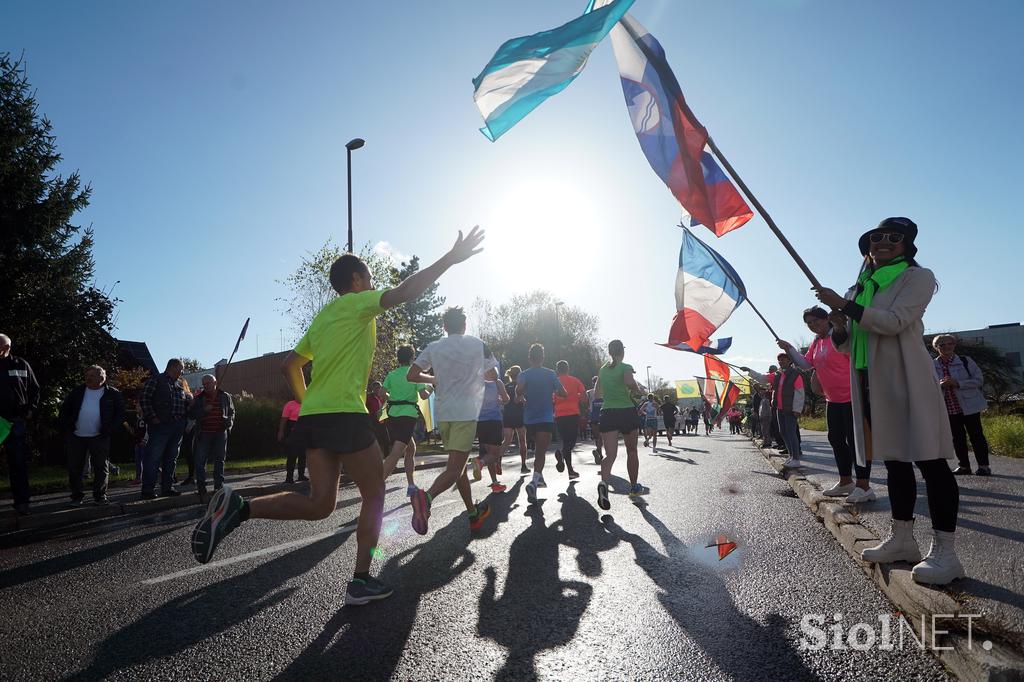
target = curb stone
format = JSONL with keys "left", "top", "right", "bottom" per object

{"left": 749, "top": 438, "right": 1024, "bottom": 681}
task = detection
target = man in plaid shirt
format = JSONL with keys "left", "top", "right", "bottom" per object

{"left": 139, "top": 358, "right": 193, "bottom": 499}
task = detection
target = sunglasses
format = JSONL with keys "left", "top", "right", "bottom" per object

{"left": 869, "top": 232, "right": 905, "bottom": 244}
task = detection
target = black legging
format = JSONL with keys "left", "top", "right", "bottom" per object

{"left": 556, "top": 415, "right": 579, "bottom": 458}
{"left": 948, "top": 412, "right": 990, "bottom": 468}
{"left": 884, "top": 459, "right": 959, "bottom": 532}
{"left": 826, "top": 401, "right": 871, "bottom": 480}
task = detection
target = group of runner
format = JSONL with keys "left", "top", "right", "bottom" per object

{"left": 188, "top": 226, "right": 656, "bottom": 607}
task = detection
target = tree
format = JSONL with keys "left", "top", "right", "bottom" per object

{"left": 471, "top": 291, "right": 603, "bottom": 383}
{"left": 277, "top": 238, "right": 411, "bottom": 383}
{"left": 180, "top": 357, "right": 204, "bottom": 373}
{"left": 0, "top": 54, "right": 118, "bottom": 459}
{"left": 395, "top": 255, "right": 445, "bottom": 351}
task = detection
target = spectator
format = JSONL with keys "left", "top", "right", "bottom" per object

{"left": 747, "top": 355, "right": 805, "bottom": 468}
{"left": 779, "top": 305, "right": 874, "bottom": 503}
{"left": 188, "top": 374, "right": 235, "bottom": 495}
{"left": 58, "top": 365, "right": 125, "bottom": 506}
{"left": 139, "top": 358, "right": 192, "bottom": 499}
{"left": 0, "top": 333, "right": 40, "bottom": 515}
{"left": 815, "top": 216, "right": 963, "bottom": 585}
{"left": 278, "top": 398, "right": 306, "bottom": 483}
{"left": 932, "top": 334, "right": 991, "bottom": 475}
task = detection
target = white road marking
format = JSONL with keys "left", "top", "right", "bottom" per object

{"left": 140, "top": 499, "right": 458, "bottom": 586}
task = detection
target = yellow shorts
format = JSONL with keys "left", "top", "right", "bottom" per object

{"left": 439, "top": 420, "right": 477, "bottom": 453}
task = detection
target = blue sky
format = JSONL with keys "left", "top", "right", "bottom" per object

{"left": 4, "top": 0, "right": 1022, "bottom": 384}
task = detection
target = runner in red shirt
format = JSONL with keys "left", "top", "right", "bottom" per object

{"left": 553, "top": 360, "right": 588, "bottom": 480}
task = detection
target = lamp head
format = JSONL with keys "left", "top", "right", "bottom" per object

{"left": 346, "top": 138, "right": 365, "bottom": 151}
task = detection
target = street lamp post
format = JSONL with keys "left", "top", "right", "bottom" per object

{"left": 345, "top": 137, "right": 365, "bottom": 253}
{"left": 646, "top": 365, "right": 652, "bottom": 393}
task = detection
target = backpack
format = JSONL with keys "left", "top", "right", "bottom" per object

{"left": 958, "top": 355, "right": 975, "bottom": 378}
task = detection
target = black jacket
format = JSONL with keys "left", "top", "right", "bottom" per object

{"left": 58, "top": 385, "right": 126, "bottom": 437}
{"left": 0, "top": 355, "right": 40, "bottom": 421}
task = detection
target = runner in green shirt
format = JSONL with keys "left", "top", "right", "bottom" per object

{"left": 594, "top": 339, "right": 645, "bottom": 510}
{"left": 190, "top": 226, "right": 485, "bottom": 607}
{"left": 380, "top": 345, "right": 431, "bottom": 494}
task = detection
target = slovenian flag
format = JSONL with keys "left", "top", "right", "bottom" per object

{"left": 669, "top": 227, "right": 746, "bottom": 351}
{"left": 609, "top": 11, "right": 753, "bottom": 237}
{"left": 472, "top": 0, "right": 635, "bottom": 142}
{"left": 659, "top": 336, "right": 732, "bottom": 355}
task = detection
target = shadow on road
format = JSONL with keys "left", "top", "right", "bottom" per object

{"left": 65, "top": 527, "right": 355, "bottom": 682}
{"left": 603, "top": 507, "right": 818, "bottom": 681}
{"left": 275, "top": 482, "right": 523, "bottom": 680}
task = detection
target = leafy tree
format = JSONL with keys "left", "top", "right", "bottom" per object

{"left": 472, "top": 291, "right": 603, "bottom": 384}
{"left": 0, "top": 54, "right": 118, "bottom": 459}
{"left": 395, "top": 255, "right": 445, "bottom": 351}
{"left": 277, "top": 238, "right": 411, "bottom": 383}
{"left": 180, "top": 357, "right": 204, "bottom": 374}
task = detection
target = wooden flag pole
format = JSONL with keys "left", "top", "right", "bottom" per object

{"left": 744, "top": 297, "right": 781, "bottom": 341}
{"left": 706, "top": 136, "right": 823, "bottom": 290}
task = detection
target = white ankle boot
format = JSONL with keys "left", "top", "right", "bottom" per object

{"left": 861, "top": 519, "right": 922, "bottom": 563}
{"left": 912, "top": 531, "right": 966, "bottom": 585}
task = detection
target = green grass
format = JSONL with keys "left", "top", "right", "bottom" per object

{"left": 799, "top": 413, "right": 1024, "bottom": 458}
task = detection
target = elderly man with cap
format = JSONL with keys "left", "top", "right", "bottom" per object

{"left": 58, "top": 365, "right": 125, "bottom": 506}
{"left": 0, "top": 334, "right": 40, "bottom": 515}
{"left": 814, "top": 217, "right": 964, "bottom": 586}
{"left": 188, "top": 374, "right": 235, "bottom": 496}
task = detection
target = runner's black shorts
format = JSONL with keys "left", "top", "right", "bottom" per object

{"left": 290, "top": 413, "right": 377, "bottom": 455}
{"left": 525, "top": 422, "right": 554, "bottom": 438}
{"left": 600, "top": 407, "right": 641, "bottom": 434}
{"left": 476, "top": 420, "right": 503, "bottom": 446}
{"left": 503, "top": 403, "right": 524, "bottom": 429}
{"left": 663, "top": 417, "right": 676, "bottom": 431}
{"left": 387, "top": 415, "right": 417, "bottom": 446}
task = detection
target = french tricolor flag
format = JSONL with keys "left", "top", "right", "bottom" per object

{"left": 668, "top": 228, "right": 746, "bottom": 351}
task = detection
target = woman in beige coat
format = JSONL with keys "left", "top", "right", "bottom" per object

{"left": 814, "top": 217, "right": 963, "bottom": 586}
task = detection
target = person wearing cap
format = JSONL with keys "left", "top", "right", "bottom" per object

{"left": 814, "top": 217, "right": 963, "bottom": 586}
{"left": 931, "top": 334, "right": 991, "bottom": 476}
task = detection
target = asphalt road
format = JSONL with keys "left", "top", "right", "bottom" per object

{"left": 0, "top": 432, "right": 950, "bottom": 681}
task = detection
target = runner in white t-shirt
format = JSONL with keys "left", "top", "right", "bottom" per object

{"left": 407, "top": 306, "right": 499, "bottom": 535}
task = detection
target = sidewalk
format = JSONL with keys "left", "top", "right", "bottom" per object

{"left": 757, "top": 429, "right": 1024, "bottom": 680}
{"left": 0, "top": 452, "right": 456, "bottom": 539}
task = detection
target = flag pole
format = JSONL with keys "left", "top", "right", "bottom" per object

{"left": 217, "top": 317, "right": 251, "bottom": 389}
{"left": 744, "top": 297, "right": 781, "bottom": 342}
{"left": 706, "top": 136, "right": 822, "bottom": 290}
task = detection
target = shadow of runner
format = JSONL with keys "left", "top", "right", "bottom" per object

{"left": 274, "top": 508, "right": 487, "bottom": 681}
{"left": 64, "top": 528, "right": 354, "bottom": 682}
{"left": 0, "top": 525, "right": 182, "bottom": 589}
{"left": 603, "top": 508, "right": 818, "bottom": 680}
{"left": 477, "top": 504, "right": 593, "bottom": 682}
{"left": 554, "top": 483, "right": 619, "bottom": 578}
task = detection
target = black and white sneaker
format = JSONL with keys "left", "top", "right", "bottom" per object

{"left": 345, "top": 576, "right": 393, "bottom": 606}
{"left": 592, "top": 448, "right": 603, "bottom": 464}
{"left": 554, "top": 450, "right": 565, "bottom": 473}
{"left": 597, "top": 480, "right": 610, "bottom": 511}
{"left": 191, "top": 485, "right": 245, "bottom": 564}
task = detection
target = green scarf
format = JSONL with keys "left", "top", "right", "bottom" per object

{"left": 850, "top": 257, "right": 909, "bottom": 370}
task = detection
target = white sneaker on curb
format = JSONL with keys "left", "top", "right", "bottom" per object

{"left": 862, "top": 519, "right": 922, "bottom": 563}
{"left": 845, "top": 487, "right": 877, "bottom": 504}
{"left": 823, "top": 482, "right": 855, "bottom": 497}
{"left": 912, "top": 530, "right": 966, "bottom": 585}
{"left": 781, "top": 457, "right": 801, "bottom": 469}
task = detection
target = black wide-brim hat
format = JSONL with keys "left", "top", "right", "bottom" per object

{"left": 858, "top": 217, "right": 918, "bottom": 256}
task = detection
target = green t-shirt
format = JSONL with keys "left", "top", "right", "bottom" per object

{"left": 294, "top": 289, "right": 385, "bottom": 416}
{"left": 382, "top": 366, "right": 426, "bottom": 418}
{"left": 599, "top": 362, "right": 635, "bottom": 410}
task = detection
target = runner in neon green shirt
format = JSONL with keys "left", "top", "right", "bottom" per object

{"left": 380, "top": 345, "right": 431, "bottom": 494}
{"left": 190, "top": 226, "right": 486, "bottom": 608}
{"left": 594, "top": 339, "right": 645, "bottom": 510}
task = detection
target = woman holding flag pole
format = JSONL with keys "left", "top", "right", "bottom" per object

{"left": 813, "top": 217, "right": 964, "bottom": 586}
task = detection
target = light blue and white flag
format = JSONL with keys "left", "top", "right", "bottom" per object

{"left": 472, "top": 0, "right": 634, "bottom": 141}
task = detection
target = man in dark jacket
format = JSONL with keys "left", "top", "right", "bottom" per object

{"left": 188, "top": 374, "right": 235, "bottom": 494}
{"left": 0, "top": 334, "right": 40, "bottom": 515}
{"left": 58, "top": 365, "right": 125, "bottom": 505}
{"left": 139, "top": 358, "right": 192, "bottom": 499}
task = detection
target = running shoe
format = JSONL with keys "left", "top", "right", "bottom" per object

{"left": 568, "top": 470, "right": 580, "bottom": 480}
{"left": 597, "top": 480, "right": 610, "bottom": 511}
{"left": 191, "top": 485, "right": 245, "bottom": 564}
{"left": 628, "top": 483, "right": 649, "bottom": 497}
{"left": 526, "top": 480, "right": 538, "bottom": 503}
{"left": 468, "top": 502, "right": 491, "bottom": 530}
{"left": 536, "top": 475, "right": 547, "bottom": 488}
{"left": 520, "top": 464, "right": 530, "bottom": 475}
{"left": 555, "top": 450, "right": 565, "bottom": 473}
{"left": 410, "top": 487, "right": 431, "bottom": 535}
{"left": 489, "top": 482, "right": 507, "bottom": 493}
{"left": 592, "top": 449, "right": 603, "bottom": 465}
{"left": 345, "top": 576, "right": 394, "bottom": 606}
